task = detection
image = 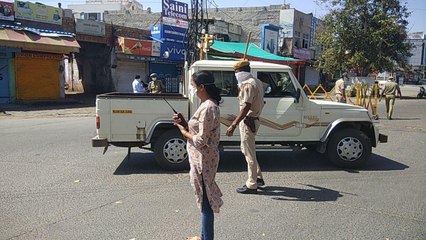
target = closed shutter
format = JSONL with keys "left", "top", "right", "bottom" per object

{"left": 15, "top": 57, "right": 60, "bottom": 100}
{"left": 113, "top": 59, "right": 147, "bottom": 92}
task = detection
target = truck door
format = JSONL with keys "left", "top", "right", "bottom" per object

{"left": 255, "top": 71, "right": 303, "bottom": 138}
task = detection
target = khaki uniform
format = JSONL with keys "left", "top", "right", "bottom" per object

{"left": 148, "top": 80, "right": 165, "bottom": 93}
{"left": 382, "top": 81, "right": 401, "bottom": 119}
{"left": 335, "top": 78, "right": 345, "bottom": 103}
{"left": 238, "top": 77, "right": 265, "bottom": 189}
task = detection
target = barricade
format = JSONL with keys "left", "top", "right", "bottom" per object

{"left": 303, "top": 84, "right": 333, "bottom": 101}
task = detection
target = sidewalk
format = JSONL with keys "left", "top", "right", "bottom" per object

{"left": 0, "top": 93, "right": 96, "bottom": 119}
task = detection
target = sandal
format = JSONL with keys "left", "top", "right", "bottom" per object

{"left": 186, "top": 237, "right": 201, "bottom": 240}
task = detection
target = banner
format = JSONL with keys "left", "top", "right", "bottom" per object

{"left": 0, "top": 1, "right": 14, "bottom": 21}
{"left": 15, "top": 1, "right": 62, "bottom": 25}
{"left": 151, "top": 24, "right": 188, "bottom": 44}
{"left": 161, "top": 0, "right": 188, "bottom": 21}
{"left": 261, "top": 24, "right": 280, "bottom": 55}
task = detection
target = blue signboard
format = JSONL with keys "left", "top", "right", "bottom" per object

{"left": 161, "top": 41, "right": 186, "bottom": 61}
{"left": 162, "top": 0, "right": 188, "bottom": 21}
{"left": 151, "top": 24, "right": 188, "bottom": 44}
{"left": 261, "top": 24, "right": 281, "bottom": 55}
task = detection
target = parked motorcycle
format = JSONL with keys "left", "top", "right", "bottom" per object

{"left": 417, "top": 86, "right": 425, "bottom": 99}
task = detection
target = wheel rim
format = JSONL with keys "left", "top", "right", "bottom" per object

{"left": 336, "top": 136, "right": 363, "bottom": 162}
{"left": 162, "top": 138, "right": 187, "bottom": 164}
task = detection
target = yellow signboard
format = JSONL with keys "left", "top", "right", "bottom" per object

{"left": 15, "top": 1, "right": 62, "bottom": 25}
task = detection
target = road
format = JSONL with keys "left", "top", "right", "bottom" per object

{"left": 0, "top": 98, "right": 425, "bottom": 240}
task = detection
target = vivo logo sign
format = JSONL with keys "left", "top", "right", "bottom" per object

{"left": 162, "top": 0, "right": 188, "bottom": 20}
{"left": 161, "top": 42, "right": 186, "bottom": 61}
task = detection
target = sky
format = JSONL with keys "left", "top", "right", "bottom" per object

{"left": 9, "top": 0, "right": 426, "bottom": 33}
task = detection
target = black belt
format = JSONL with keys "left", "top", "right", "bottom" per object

{"left": 245, "top": 116, "right": 259, "bottom": 120}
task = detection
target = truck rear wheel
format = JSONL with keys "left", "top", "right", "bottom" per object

{"left": 327, "top": 128, "right": 371, "bottom": 168}
{"left": 154, "top": 129, "right": 189, "bottom": 171}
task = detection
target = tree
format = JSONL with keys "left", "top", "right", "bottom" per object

{"left": 316, "top": 0, "right": 412, "bottom": 77}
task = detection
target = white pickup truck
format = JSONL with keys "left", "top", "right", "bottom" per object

{"left": 92, "top": 60, "right": 387, "bottom": 170}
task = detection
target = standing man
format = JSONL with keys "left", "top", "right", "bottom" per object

{"left": 132, "top": 75, "right": 146, "bottom": 93}
{"left": 380, "top": 76, "right": 402, "bottom": 120}
{"left": 226, "top": 60, "right": 265, "bottom": 194}
{"left": 335, "top": 72, "right": 347, "bottom": 103}
{"left": 148, "top": 73, "right": 165, "bottom": 93}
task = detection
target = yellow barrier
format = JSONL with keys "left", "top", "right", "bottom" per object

{"left": 303, "top": 84, "right": 333, "bottom": 100}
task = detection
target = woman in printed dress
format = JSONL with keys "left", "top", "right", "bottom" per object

{"left": 173, "top": 71, "right": 223, "bottom": 240}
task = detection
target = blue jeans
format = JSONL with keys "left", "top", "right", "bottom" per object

{"left": 201, "top": 179, "right": 214, "bottom": 240}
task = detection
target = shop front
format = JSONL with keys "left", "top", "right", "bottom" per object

{"left": 0, "top": 47, "right": 18, "bottom": 103}
{"left": 0, "top": 27, "right": 80, "bottom": 101}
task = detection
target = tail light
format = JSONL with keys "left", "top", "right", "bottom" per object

{"left": 96, "top": 116, "right": 100, "bottom": 129}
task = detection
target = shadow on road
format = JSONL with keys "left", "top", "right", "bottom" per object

{"left": 113, "top": 149, "right": 408, "bottom": 175}
{"left": 257, "top": 184, "right": 344, "bottom": 202}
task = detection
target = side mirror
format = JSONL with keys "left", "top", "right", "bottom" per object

{"left": 294, "top": 88, "right": 301, "bottom": 103}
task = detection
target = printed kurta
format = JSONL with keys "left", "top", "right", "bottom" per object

{"left": 187, "top": 99, "right": 223, "bottom": 213}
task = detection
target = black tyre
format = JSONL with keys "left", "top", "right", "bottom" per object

{"left": 153, "top": 129, "right": 189, "bottom": 171}
{"left": 327, "top": 128, "right": 371, "bottom": 168}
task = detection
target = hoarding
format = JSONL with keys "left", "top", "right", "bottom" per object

{"left": 161, "top": 0, "right": 188, "bottom": 21}
{"left": 117, "top": 37, "right": 158, "bottom": 57}
{"left": 261, "top": 25, "right": 280, "bottom": 55}
{"left": 0, "top": 1, "right": 14, "bottom": 21}
{"left": 15, "top": 0, "right": 62, "bottom": 25}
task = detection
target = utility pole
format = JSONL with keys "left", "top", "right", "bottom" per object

{"left": 187, "top": 0, "right": 206, "bottom": 65}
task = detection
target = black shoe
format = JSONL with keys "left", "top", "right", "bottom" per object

{"left": 236, "top": 185, "right": 257, "bottom": 194}
{"left": 256, "top": 178, "right": 265, "bottom": 187}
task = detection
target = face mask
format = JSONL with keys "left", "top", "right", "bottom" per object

{"left": 189, "top": 87, "right": 198, "bottom": 98}
{"left": 235, "top": 72, "right": 251, "bottom": 87}
{"left": 152, "top": 77, "right": 157, "bottom": 81}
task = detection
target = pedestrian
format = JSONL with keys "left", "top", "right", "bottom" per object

{"left": 132, "top": 75, "right": 146, "bottom": 93}
{"left": 379, "top": 76, "right": 402, "bottom": 120}
{"left": 335, "top": 72, "right": 347, "bottom": 103}
{"left": 226, "top": 59, "right": 265, "bottom": 194}
{"left": 172, "top": 70, "right": 223, "bottom": 240}
{"left": 147, "top": 73, "right": 165, "bottom": 93}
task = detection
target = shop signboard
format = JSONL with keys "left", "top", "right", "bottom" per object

{"left": 151, "top": 24, "right": 187, "bottom": 44}
{"left": 161, "top": 41, "right": 186, "bottom": 61}
{"left": 15, "top": 1, "right": 62, "bottom": 25}
{"left": 76, "top": 19, "right": 105, "bottom": 36}
{"left": 162, "top": 16, "right": 188, "bottom": 29}
{"left": 293, "top": 48, "right": 311, "bottom": 60}
{"left": 162, "top": 0, "right": 188, "bottom": 21}
{"left": 117, "top": 37, "right": 155, "bottom": 57}
{"left": 0, "top": 1, "right": 14, "bottom": 21}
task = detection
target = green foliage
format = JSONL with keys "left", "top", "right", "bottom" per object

{"left": 316, "top": 0, "right": 412, "bottom": 76}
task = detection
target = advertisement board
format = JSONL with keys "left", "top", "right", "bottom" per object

{"left": 15, "top": 0, "right": 62, "bottom": 25}
{"left": 0, "top": 1, "right": 14, "bottom": 21}
{"left": 117, "top": 37, "right": 157, "bottom": 57}
{"left": 261, "top": 25, "right": 280, "bottom": 55}
{"left": 160, "top": 41, "right": 186, "bottom": 61}
{"left": 76, "top": 19, "right": 105, "bottom": 36}
{"left": 161, "top": 0, "right": 188, "bottom": 21}
{"left": 151, "top": 24, "right": 188, "bottom": 44}
{"left": 162, "top": 16, "right": 188, "bottom": 29}
{"left": 293, "top": 48, "right": 311, "bottom": 60}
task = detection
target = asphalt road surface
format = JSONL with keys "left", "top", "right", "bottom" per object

{"left": 0, "top": 98, "right": 425, "bottom": 240}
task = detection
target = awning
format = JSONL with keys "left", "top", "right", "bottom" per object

{"left": 0, "top": 28, "right": 80, "bottom": 54}
{"left": 210, "top": 41, "right": 305, "bottom": 65}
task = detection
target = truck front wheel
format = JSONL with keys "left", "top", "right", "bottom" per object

{"left": 327, "top": 128, "right": 372, "bottom": 168}
{"left": 153, "top": 129, "right": 189, "bottom": 171}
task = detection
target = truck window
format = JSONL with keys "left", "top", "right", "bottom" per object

{"left": 210, "top": 71, "right": 238, "bottom": 97}
{"left": 257, "top": 72, "right": 296, "bottom": 98}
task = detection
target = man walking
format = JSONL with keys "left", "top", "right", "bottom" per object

{"left": 226, "top": 60, "right": 265, "bottom": 194}
{"left": 380, "top": 76, "right": 402, "bottom": 120}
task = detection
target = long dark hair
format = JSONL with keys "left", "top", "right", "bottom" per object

{"left": 192, "top": 70, "right": 222, "bottom": 105}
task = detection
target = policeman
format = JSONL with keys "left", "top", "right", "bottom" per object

{"left": 226, "top": 60, "right": 265, "bottom": 194}
{"left": 379, "top": 76, "right": 402, "bottom": 120}
{"left": 147, "top": 73, "right": 165, "bottom": 93}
